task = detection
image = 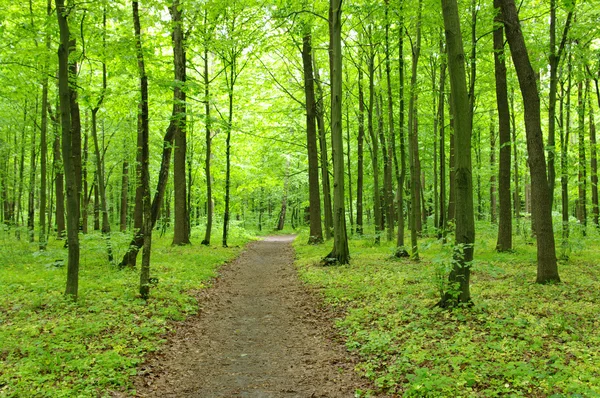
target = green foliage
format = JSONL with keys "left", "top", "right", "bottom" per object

{"left": 294, "top": 226, "right": 600, "bottom": 397}
{"left": 0, "top": 230, "right": 249, "bottom": 397}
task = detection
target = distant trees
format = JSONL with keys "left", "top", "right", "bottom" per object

{"left": 4, "top": 0, "right": 600, "bottom": 301}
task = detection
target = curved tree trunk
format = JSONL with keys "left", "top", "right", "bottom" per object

{"left": 500, "top": 0, "right": 559, "bottom": 283}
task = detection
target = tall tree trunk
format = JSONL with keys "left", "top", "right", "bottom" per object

{"left": 68, "top": 43, "right": 82, "bottom": 230}
{"left": 437, "top": 40, "right": 448, "bottom": 240}
{"left": 577, "top": 80, "right": 587, "bottom": 233}
{"left": 39, "top": 1, "right": 50, "bottom": 249}
{"left": 314, "top": 59, "right": 333, "bottom": 239}
{"left": 494, "top": 0, "right": 512, "bottom": 251}
{"left": 51, "top": 111, "right": 66, "bottom": 238}
{"left": 120, "top": 160, "right": 128, "bottom": 232}
{"left": 302, "top": 32, "right": 323, "bottom": 244}
{"left": 324, "top": 0, "right": 349, "bottom": 265}
{"left": 132, "top": 0, "right": 153, "bottom": 300}
{"left": 396, "top": 7, "right": 409, "bottom": 256}
{"left": 561, "top": 75, "right": 570, "bottom": 242}
{"left": 172, "top": 0, "right": 190, "bottom": 246}
{"left": 91, "top": 6, "right": 113, "bottom": 263}
{"left": 201, "top": 14, "right": 213, "bottom": 246}
{"left": 490, "top": 115, "right": 497, "bottom": 223}
{"left": 547, "top": 0, "right": 573, "bottom": 208}
{"left": 408, "top": 0, "right": 422, "bottom": 259}
{"left": 589, "top": 79, "right": 599, "bottom": 228}
{"left": 345, "top": 92, "right": 354, "bottom": 234}
{"left": 440, "top": 0, "right": 475, "bottom": 307}
{"left": 27, "top": 101, "right": 37, "bottom": 242}
{"left": 377, "top": 91, "right": 394, "bottom": 242}
{"left": 222, "top": 83, "right": 234, "bottom": 247}
{"left": 500, "top": 0, "right": 560, "bottom": 283}
{"left": 367, "top": 48, "right": 382, "bottom": 245}
{"left": 510, "top": 88, "right": 521, "bottom": 219}
{"left": 82, "top": 114, "right": 89, "bottom": 234}
{"left": 56, "top": 0, "right": 80, "bottom": 299}
{"left": 356, "top": 66, "right": 365, "bottom": 236}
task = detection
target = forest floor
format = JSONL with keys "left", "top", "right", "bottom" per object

{"left": 126, "top": 236, "right": 376, "bottom": 397}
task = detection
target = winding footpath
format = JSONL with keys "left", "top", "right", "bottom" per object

{"left": 130, "top": 236, "right": 375, "bottom": 397}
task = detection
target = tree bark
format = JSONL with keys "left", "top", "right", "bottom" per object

{"left": 56, "top": 0, "right": 80, "bottom": 299}
{"left": 500, "top": 0, "right": 559, "bottom": 283}
{"left": 120, "top": 160, "right": 128, "bottom": 232}
{"left": 314, "top": 59, "right": 333, "bottom": 239}
{"left": 547, "top": 0, "right": 573, "bottom": 208}
{"left": 490, "top": 116, "right": 497, "bottom": 224}
{"left": 366, "top": 46, "right": 382, "bottom": 245}
{"left": 356, "top": 66, "right": 365, "bottom": 236}
{"left": 172, "top": 0, "right": 190, "bottom": 245}
{"left": 324, "top": 0, "right": 349, "bottom": 265}
{"left": 201, "top": 11, "right": 213, "bottom": 246}
{"left": 577, "top": 80, "right": 587, "bottom": 232}
{"left": 131, "top": 0, "right": 153, "bottom": 300}
{"left": 590, "top": 79, "right": 599, "bottom": 228}
{"left": 440, "top": 0, "right": 475, "bottom": 307}
{"left": 302, "top": 32, "right": 323, "bottom": 244}
{"left": 396, "top": 7, "right": 409, "bottom": 255}
{"left": 408, "top": 0, "right": 422, "bottom": 259}
{"left": 493, "top": 0, "right": 512, "bottom": 251}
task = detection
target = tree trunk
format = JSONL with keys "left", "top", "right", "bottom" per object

{"left": 172, "top": 0, "right": 190, "bottom": 246}
{"left": 408, "top": 0, "right": 422, "bottom": 259}
{"left": 493, "top": 0, "right": 513, "bottom": 251}
{"left": 39, "top": 6, "right": 50, "bottom": 248}
{"left": 376, "top": 90, "right": 394, "bottom": 242}
{"left": 396, "top": 7, "right": 409, "bottom": 256}
{"left": 201, "top": 14, "right": 213, "bottom": 246}
{"left": 560, "top": 76, "right": 570, "bottom": 241}
{"left": 120, "top": 160, "right": 128, "bottom": 232}
{"left": 222, "top": 86, "right": 233, "bottom": 247}
{"left": 590, "top": 78, "right": 599, "bottom": 228}
{"left": 51, "top": 112, "right": 66, "bottom": 238}
{"left": 500, "top": 0, "right": 559, "bottom": 283}
{"left": 324, "top": 0, "right": 349, "bottom": 265}
{"left": 577, "top": 80, "right": 587, "bottom": 233}
{"left": 510, "top": 88, "right": 521, "bottom": 218}
{"left": 302, "top": 32, "right": 323, "bottom": 244}
{"left": 314, "top": 59, "right": 333, "bottom": 239}
{"left": 547, "top": 0, "right": 573, "bottom": 209}
{"left": 439, "top": 0, "right": 475, "bottom": 307}
{"left": 437, "top": 41, "right": 447, "bottom": 240}
{"left": 356, "top": 66, "right": 365, "bottom": 236}
{"left": 490, "top": 116, "right": 497, "bottom": 224}
{"left": 132, "top": 0, "right": 153, "bottom": 300}
{"left": 366, "top": 48, "right": 382, "bottom": 245}
{"left": 56, "top": 0, "right": 80, "bottom": 299}
{"left": 27, "top": 102, "right": 37, "bottom": 242}
{"left": 345, "top": 90, "right": 354, "bottom": 235}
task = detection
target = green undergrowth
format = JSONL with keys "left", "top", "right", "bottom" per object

{"left": 0, "top": 226, "right": 250, "bottom": 397}
{"left": 294, "top": 224, "right": 600, "bottom": 397}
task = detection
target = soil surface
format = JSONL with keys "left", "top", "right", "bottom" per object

{"left": 129, "top": 236, "right": 378, "bottom": 397}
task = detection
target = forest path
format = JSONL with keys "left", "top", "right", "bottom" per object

{"left": 130, "top": 236, "right": 374, "bottom": 397}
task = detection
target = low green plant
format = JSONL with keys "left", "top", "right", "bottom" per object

{"left": 294, "top": 224, "right": 600, "bottom": 397}
{"left": 0, "top": 228, "right": 249, "bottom": 397}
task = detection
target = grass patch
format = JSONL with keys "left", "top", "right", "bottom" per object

{"left": 294, "top": 223, "right": 600, "bottom": 397}
{"left": 0, "top": 225, "right": 250, "bottom": 397}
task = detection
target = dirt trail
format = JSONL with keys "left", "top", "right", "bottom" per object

{"left": 131, "top": 236, "right": 375, "bottom": 397}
